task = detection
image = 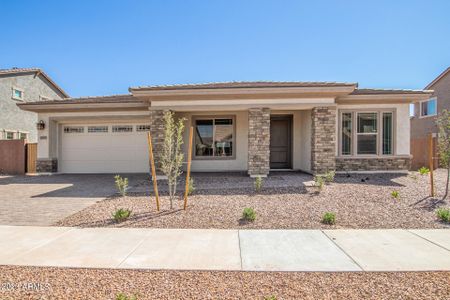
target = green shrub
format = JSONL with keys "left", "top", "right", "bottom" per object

{"left": 113, "top": 208, "right": 132, "bottom": 223}
{"left": 391, "top": 191, "right": 399, "bottom": 199}
{"left": 242, "top": 207, "right": 256, "bottom": 222}
{"left": 188, "top": 177, "right": 195, "bottom": 195}
{"left": 264, "top": 296, "right": 277, "bottom": 300}
{"left": 436, "top": 208, "right": 450, "bottom": 223}
{"left": 114, "top": 175, "right": 129, "bottom": 197}
{"left": 254, "top": 176, "right": 263, "bottom": 192}
{"left": 322, "top": 212, "right": 336, "bottom": 225}
{"left": 418, "top": 167, "right": 430, "bottom": 175}
{"left": 314, "top": 176, "right": 325, "bottom": 191}
{"left": 325, "top": 170, "right": 336, "bottom": 183}
{"left": 116, "top": 293, "right": 137, "bottom": 300}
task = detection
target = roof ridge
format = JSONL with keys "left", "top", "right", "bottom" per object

{"left": 130, "top": 80, "right": 358, "bottom": 90}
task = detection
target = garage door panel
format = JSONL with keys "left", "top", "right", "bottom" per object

{"left": 60, "top": 124, "right": 150, "bottom": 173}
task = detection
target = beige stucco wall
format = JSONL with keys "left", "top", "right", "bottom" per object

{"left": 298, "top": 110, "right": 312, "bottom": 172}
{"left": 336, "top": 103, "right": 410, "bottom": 156}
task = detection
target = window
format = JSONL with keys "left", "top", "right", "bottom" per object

{"left": 12, "top": 87, "right": 24, "bottom": 100}
{"left": 19, "top": 132, "right": 27, "bottom": 140}
{"left": 357, "top": 113, "right": 377, "bottom": 155}
{"left": 382, "top": 113, "right": 393, "bottom": 155}
{"left": 112, "top": 125, "right": 133, "bottom": 133}
{"left": 194, "top": 117, "right": 234, "bottom": 158}
{"left": 136, "top": 125, "right": 151, "bottom": 132}
{"left": 341, "top": 112, "right": 352, "bottom": 155}
{"left": 88, "top": 126, "right": 108, "bottom": 133}
{"left": 340, "top": 111, "right": 394, "bottom": 156}
{"left": 6, "top": 132, "right": 14, "bottom": 140}
{"left": 64, "top": 126, "right": 84, "bottom": 133}
{"left": 420, "top": 98, "right": 437, "bottom": 117}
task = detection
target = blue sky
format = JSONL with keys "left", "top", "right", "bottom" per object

{"left": 1, "top": 0, "right": 449, "bottom": 97}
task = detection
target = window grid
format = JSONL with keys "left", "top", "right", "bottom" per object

{"left": 112, "top": 125, "right": 133, "bottom": 133}
{"left": 88, "top": 126, "right": 108, "bottom": 133}
{"left": 64, "top": 126, "right": 84, "bottom": 133}
{"left": 136, "top": 125, "right": 151, "bottom": 132}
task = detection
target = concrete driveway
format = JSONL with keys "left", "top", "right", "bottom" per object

{"left": 0, "top": 174, "right": 147, "bottom": 226}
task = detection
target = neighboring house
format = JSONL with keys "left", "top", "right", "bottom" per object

{"left": 410, "top": 67, "right": 450, "bottom": 169}
{"left": 18, "top": 81, "right": 431, "bottom": 175}
{"left": 0, "top": 68, "right": 68, "bottom": 142}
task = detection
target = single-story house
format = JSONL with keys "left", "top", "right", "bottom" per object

{"left": 18, "top": 81, "right": 432, "bottom": 176}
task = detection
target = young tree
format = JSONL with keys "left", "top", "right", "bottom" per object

{"left": 161, "top": 111, "right": 186, "bottom": 209}
{"left": 436, "top": 109, "right": 450, "bottom": 200}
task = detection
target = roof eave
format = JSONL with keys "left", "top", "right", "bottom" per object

{"left": 131, "top": 85, "right": 357, "bottom": 99}
{"left": 17, "top": 101, "right": 148, "bottom": 113}
{"left": 337, "top": 92, "right": 433, "bottom": 104}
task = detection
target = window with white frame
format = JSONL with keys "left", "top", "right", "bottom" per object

{"left": 64, "top": 126, "right": 84, "bottom": 133}
{"left": 12, "top": 87, "right": 24, "bottom": 100}
{"left": 194, "top": 117, "right": 234, "bottom": 158}
{"left": 340, "top": 111, "right": 393, "bottom": 156}
{"left": 88, "top": 126, "right": 108, "bottom": 133}
{"left": 112, "top": 125, "right": 133, "bottom": 133}
{"left": 19, "top": 132, "right": 27, "bottom": 140}
{"left": 420, "top": 98, "right": 437, "bottom": 117}
{"left": 5, "top": 131, "right": 15, "bottom": 140}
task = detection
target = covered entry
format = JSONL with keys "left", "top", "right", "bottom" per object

{"left": 270, "top": 115, "right": 292, "bottom": 169}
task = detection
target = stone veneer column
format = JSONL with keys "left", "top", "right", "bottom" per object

{"left": 311, "top": 106, "right": 336, "bottom": 174}
{"left": 248, "top": 108, "right": 270, "bottom": 176}
{"left": 149, "top": 109, "right": 166, "bottom": 173}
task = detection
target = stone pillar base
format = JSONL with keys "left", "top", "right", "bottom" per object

{"left": 36, "top": 158, "right": 58, "bottom": 173}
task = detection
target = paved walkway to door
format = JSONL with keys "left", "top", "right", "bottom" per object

{"left": 1, "top": 226, "right": 449, "bottom": 271}
{"left": 0, "top": 174, "right": 146, "bottom": 226}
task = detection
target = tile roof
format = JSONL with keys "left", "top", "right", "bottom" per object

{"left": 18, "top": 94, "right": 136, "bottom": 105}
{"left": 130, "top": 81, "right": 358, "bottom": 91}
{"left": 0, "top": 67, "right": 69, "bottom": 97}
{"left": 351, "top": 88, "right": 433, "bottom": 95}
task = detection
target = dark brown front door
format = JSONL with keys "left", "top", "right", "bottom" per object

{"left": 270, "top": 115, "right": 292, "bottom": 169}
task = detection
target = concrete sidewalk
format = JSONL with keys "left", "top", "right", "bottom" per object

{"left": 1, "top": 226, "right": 449, "bottom": 272}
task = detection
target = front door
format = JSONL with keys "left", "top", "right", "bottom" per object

{"left": 270, "top": 115, "right": 292, "bottom": 169}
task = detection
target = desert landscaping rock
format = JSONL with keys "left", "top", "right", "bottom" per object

{"left": 0, "top": 266, "right": 449, "bottom": 300}
{"left": 57, "top": 170, "right": 450, "bottom": 229}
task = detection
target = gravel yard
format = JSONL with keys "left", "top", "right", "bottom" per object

{"left": 0, "top": 266, "right": 449, "bottom": 300}
{"left": 56, "top": 170, "right": 450, "bottom": 229}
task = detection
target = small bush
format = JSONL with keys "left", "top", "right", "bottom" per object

{"left": 116, "top": 293, "right": 137, "bottom": 300}
{"left": 391, "top": 190, "right": 400, "bottom": 199}
{"left": 264, "top": 296, "right": 277, "bottom": 300}
{"left": 254, "top": 176, "right": 263, "bottom": 192}
{"left": 436, "top": 208, "right": 450, "bottom": 223}
{"left": 114, "top": 175, "right": 129, "bottom": 197}
{"left": 113, "top": 208, "right": 132, "bottom": 223}
{"left": 187, "top": 177, "right": 195, "bottom": 195}
{"left": 242, "top": 207, "right": 256, "bottom": 222}
{"left": 324, "top": 170, "right": 335, "bottom": 183}
{"left": 418, "top": 167, "right": 430, "bottom": 175}
{"left": 314, "top": 176, "right": 325, "bottom": 191}
{"left": 322, "top": 212, "right": 336, "bottom": 225}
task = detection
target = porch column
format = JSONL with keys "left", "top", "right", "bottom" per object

{"left": 149, "top": 109, "right": 166, "bottom": 173}
{"left": 311, "top": 106, "right": 336, "bottom": 174}
{"left": 248, "top": 108, "right": 270, "bottom": 177}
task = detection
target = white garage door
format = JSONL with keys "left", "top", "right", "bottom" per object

{"left": 60, "top": 123, "right": 150, "bottom": 173}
